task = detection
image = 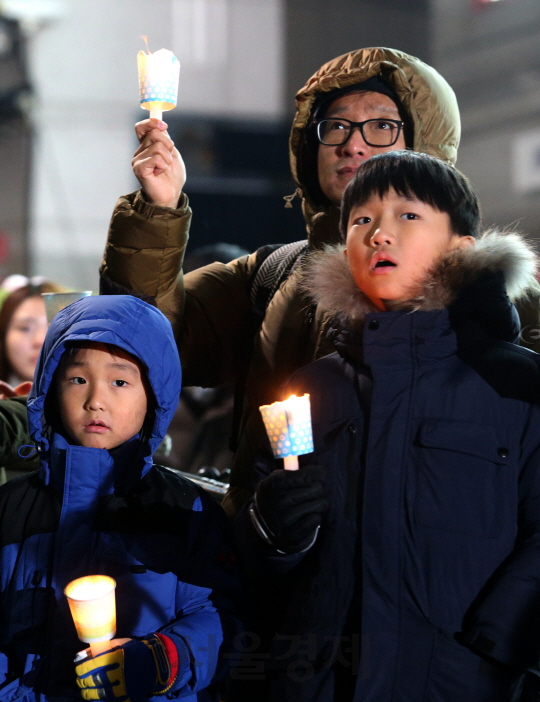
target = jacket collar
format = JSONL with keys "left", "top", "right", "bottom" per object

{"left": 303, "top": 230, "right": 538, "bottom": 350}
{"left": 42, "top": 431, "right": 146, "bottom": 496}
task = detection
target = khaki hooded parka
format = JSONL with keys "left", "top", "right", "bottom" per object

{"left": 100, "top": 48, "right": 540, "bottom": 517}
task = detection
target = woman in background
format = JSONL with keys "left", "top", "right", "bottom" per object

{"left": 0, "top": 275, "right": 64, "bottom": 483}
{"left": 0, "top": 276, "right": 63, "bottom": 384}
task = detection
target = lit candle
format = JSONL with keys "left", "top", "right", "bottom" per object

{"left": 259, "top": 394, "right": 314, "bottom": 470}
{"left": 65, "top": 576, "right": 116, "bottom": 657}
{"left": 137, "top": 38, "right": 180, "bottom": 121}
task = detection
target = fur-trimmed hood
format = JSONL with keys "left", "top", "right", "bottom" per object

{"left": 303, "top": 230, "right": 539, "bottom": 336}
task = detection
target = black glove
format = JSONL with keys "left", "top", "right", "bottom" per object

{"left": 249, "top": 464, "right": 328, "bottom": 554}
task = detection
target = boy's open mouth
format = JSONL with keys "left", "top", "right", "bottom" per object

{"left": 370, "top": 254, "right": 397, "bottom": 271}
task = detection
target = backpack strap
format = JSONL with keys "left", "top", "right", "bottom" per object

{"left": 229, "top": 240, "right": 310, "bottom": 453}
{"left": 249, "top": 240, "right": 310, "bottom": 320}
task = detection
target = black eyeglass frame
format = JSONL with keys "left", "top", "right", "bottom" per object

{"left": 316, "top": 118, "right": 405, "bottom": 147}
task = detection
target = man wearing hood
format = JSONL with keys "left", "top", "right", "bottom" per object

{"left": 0, "top": 295, "right": 241, "bottom": 702}
{"left": 100, "top": 48, "right": 540, "bottom": 519}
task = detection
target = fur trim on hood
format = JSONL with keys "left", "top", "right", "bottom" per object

{"left": 302, "top": 230, "right": 539, "bottom": 327}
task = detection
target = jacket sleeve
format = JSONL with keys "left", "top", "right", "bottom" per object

{"left": 234, "top": 501, "right": 307, "bottom": 579}
{"left": 0, "top": 397, "right": 39, "bottom": 472}
{"left": 159, "top": 489, "right": 245, "bottom": 696}
{"left": 100, "top": 189, "right": 257, "bottom": 387}
{"left": 458, "top": 404, "right": 540, "bottom": 670}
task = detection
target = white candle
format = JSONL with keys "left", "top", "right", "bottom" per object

{"left": 65, "top": 576, "right": 116, "bottom": 658}
{"left": 260, "top": 394, "right": 314, "bottom": 470}
{"left": 137, "top": 44, "right": 180, "bottom": 122}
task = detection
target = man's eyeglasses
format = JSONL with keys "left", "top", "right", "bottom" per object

{"left": 316, "top": 118, "right": 404, "bottom": 147}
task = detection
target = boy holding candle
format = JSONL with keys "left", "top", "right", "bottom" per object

{"left": 0, "top": 295, "right": 241, "bottom": 702}
{"left": 236, "top": 151, "right": 540, "bottom": 701}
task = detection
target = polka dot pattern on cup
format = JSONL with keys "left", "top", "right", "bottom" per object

{"left": 138, "top": 50, "right": 180, "bottom": 111}
{"left": 140, "top": 76, "right": 178, "bottom": 107}
{"left": 260, "top": 395, "right": 314, "bottom": 458}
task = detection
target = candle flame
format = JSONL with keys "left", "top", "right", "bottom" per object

{"left": 142, "top": 35, "right": 151, "bottom": 54}
{"left": 282, "top": 394, "right": 305, "bottom": 408}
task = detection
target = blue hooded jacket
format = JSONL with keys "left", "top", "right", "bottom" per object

{"left": 0, "top": 295, "right": 240, "bottom": 702}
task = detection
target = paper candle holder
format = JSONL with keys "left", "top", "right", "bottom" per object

{"left": 260, "top": 394, "right": 314, "bottom": 458}
{"left": 65, "top": 575, "right": 116, "bottom": 644}
{"left": 138, "top": 49, "right": 180, "bottom": 113}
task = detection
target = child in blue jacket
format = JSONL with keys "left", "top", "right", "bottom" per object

{"left": 238, "top": 151, "right": 540, "bottom": 701}
{"left": 0, "top": 295, "right": 241, "bottom": 702}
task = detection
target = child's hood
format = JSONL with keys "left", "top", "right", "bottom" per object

{"left": 27, "top": 295, "right": 181, "bottom": 478}
{"left": 303, "top": 230, "right": 539, "bottom": 341}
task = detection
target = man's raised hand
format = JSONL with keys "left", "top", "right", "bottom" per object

{"left": 132, "top": 119, "right": 186, "bottom": 208}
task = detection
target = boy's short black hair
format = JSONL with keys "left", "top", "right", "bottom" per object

{"left": 45, "top": 341, "right": 157, "bottom": 444}
{"left": 339, "top": 151, "right": 481, "bottom": 240}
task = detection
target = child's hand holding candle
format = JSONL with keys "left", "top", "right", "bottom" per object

{"left": 251, "top": 395, "right": 325, "bottom": 554}
{"left": 74, "top": 635, "right": 181, "bottom": 701}
{"left": 259, "top": 393, "right": 314, "bottom": 470}
{"left": 67, "top": 576, "right": 179, "bottom": 700}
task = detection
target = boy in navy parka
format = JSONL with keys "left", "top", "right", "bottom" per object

{"left": 238, "top": 152, "right": 540, "bottom": 701}
{"left": 0, "top": 295, "right": 241, "bottom": 702}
